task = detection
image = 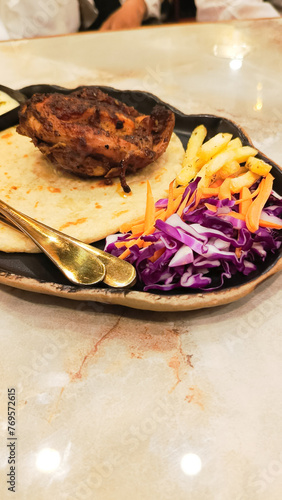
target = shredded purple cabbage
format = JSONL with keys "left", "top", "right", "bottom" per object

{"left": 104, "top": 186, "right": 282, "bottom": 292}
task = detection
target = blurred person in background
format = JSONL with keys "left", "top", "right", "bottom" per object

{"left": 0, "top": 0, "right": 162, "bottom": 41}
{"left": 95, "top": 0, "right": 161, "bottom": 30}
{"left": 194, "top": 0, "right": 281, "bottom": 21}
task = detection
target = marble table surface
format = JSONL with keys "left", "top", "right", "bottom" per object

{"left": 0, "top": 18, "right": 282, "bottom": 500}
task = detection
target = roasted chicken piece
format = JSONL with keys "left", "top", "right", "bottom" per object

{"left": 17, "top": 87, "right": 175, "bottom": 192}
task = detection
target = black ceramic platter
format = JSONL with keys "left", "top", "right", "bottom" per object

{"left": 0, "top": 84, "right": 281, "bottom": 311}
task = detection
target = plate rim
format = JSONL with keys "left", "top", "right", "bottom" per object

{"left": 0, "top": 256, "right": 281, "bottom": 311}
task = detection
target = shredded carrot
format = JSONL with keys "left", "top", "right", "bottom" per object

{"left": 259, "top": 220, "right": 282, "bottom": 229}
{"left": 220, "top": 211, "right": 245, "bottom": 220}
{"left": 249, "top": 185, "right": 261, "bottom": 199}
{"left": 158, "top": 209, "right": 170, "bottom": 221}
{"left": 209, "top": 179, "right": 224, "bottom": 188}
{"left": 171, "top": 193, "right": 184, "bottom": 212}
{"left": 235, "top": 247, "right": 242, "bottom": 258}
{"left": 219, "top": 209, "right": 282, "bottom": 229}
{"left": 128, "top": 232, "right": 143, "bottom": 239}
{"left": 120, "top": 218, "right": 143, "bottom": 233}
{"left": 156, "top": 208, "right": 167, "bottom": 218}
{"left": 124, "top": 238, "right": 143, "bottom": 249}
{"left": 149, "top": 247, "right": 165, "bottom": 262}
{"left": 166, "top": 180, "right": 175, "bottom": 215}
{"left": 246, "top": 174, "right": 274, "bottom": 232}
{"left": 201, "top": 187, "right": 220, "bottom": 197}
{"left": 173, "top": 185, "right": 186, "bottom": 198}
{"left": 239, "top": 187, "right": 252, "bottom": 215}
{"left": 184, "top": 191, "right": 196, "bottom": 213}
{"left": 204, "top": 203, "right": 217, "bottom": 212}
{"left": 115, "top": 241, "right": 129, "bottom": 249}
{"left": 119, "top": 248, "right": 131, "bottom": 260}
{"left": 122, "top": 219, "right": 163, "bottom": 256}
{"left": 131, "top": 208, "right": 167, "bottom": 234}
{"left": 193, "top": 188, "right": 203, "bottom": 210}
{"left": 119, "top": 233, "right": 149, "bottom": 258}
{"left": 131, "top": 223, "right": 145, "bottom": 235}
{"left": 119, "top": 208, "right": 164, "bottom": 234}
{"left": 235, "top": 184, "right": 261, "bottom": 206}
{"left": 177, "top": 192, "right": 191, "bottom": 217}
{"left": 162, "top": 193, "right": 182, "bottom": 220}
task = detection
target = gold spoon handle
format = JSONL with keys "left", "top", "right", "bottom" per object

{"left": 0, "top": 199, "right": 136, "bottom": 288}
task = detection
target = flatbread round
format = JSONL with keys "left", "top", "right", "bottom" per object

{"left": 0, "top": 127, "right": 184, "bottom": 253}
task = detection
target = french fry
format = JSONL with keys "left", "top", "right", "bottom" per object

{"left": 198, "top": 133, "right": 233, "bottom": 162}
{"left": 176, "top": 158, "right": 201, "bottom": 185}
{"left": 205, "top": 149, "right": 238, "bottom": 177}
{"left": 184, "top": 124, "right": 207, "bottom": 162}
{"left": 229, "top": 171, "right": 261, "bottom": 193}
{"left": 218, "top": 160, "right": 241, "bottom": 179}
{"left": 176, "top": 125, "right": 207, "bottom": 185}
{"left": 205, "top": 146, "right": 258, "bottom": 177}
{"left": 197, "top": 165, "right": 213, "bottom": 188}
{"left": 246, "top": 156, "right": 272, "bottom": 176}
{"left": 176, "top": 124, "right": 262, "bottom": 194}
{"left": 232, "top": 146, "right": 258, "bottom": 163}
{"left": 226, "top": 137, "right": 243, "bottom": 150}
{"left": 229, "top": 166, "right": 247, "bottom": 178}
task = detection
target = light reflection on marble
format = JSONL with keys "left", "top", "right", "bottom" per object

{"left": 0, "top": 18, "right": 282, "bottom": 500}
{"left": 36, "top": 448, "right": 61, "bottom": 473}
{"left": 181, "top": 453, "right": 202, "bottom": 476}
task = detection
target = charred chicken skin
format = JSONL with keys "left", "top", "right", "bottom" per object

{"left": 17, "top": 87, "right": 175, "bottom": 192}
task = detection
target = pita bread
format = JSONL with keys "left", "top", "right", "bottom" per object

{"left": 0, "top": 126, "right": 184, "bottom": 253}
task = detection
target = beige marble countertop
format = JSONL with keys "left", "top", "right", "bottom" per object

{"left": 0, "top": 19, "right": 282, "bottom": 500}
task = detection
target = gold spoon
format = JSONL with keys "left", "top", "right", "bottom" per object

{"left": 0, "top": 199, "right": 136, "bottom": 288}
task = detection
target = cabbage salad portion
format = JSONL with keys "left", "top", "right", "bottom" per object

{"left": 105, "top": 126, "right": 282, "bottom": 291}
